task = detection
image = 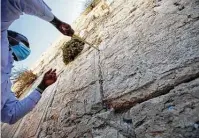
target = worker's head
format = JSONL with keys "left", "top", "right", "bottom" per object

{"left": 7, "top": 30, "right": 31, "bottom": 61}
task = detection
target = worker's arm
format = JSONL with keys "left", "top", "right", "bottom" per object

{"left": 1, "top": 31, "right": 10, "bottom": 81}
{"left": 1, "top": 69, "right": 57, "bottom": 124}
{"left": 18, "top": 0, "right": 74, "bottom": 36}
{"left": 19, "top": 0, "right": 54, "bottom": 22}
{"left": 1, "top": 86, "right": 41, "bottom": 124}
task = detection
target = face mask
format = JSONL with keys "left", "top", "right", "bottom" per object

{"left": 10, "top": 42, "right": 31, "bottom": 61}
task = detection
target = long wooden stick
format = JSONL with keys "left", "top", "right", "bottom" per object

{"left": 72, "top": 34, "right": 100, "bottom": 51}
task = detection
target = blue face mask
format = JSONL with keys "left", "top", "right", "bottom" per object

{"left": 10, "top": 42, "right": 31, "bottom": 61}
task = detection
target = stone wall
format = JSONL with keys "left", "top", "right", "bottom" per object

{"left": 2, "top": 0, "right": 199, "bottom": 137}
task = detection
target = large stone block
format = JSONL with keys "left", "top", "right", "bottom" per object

{"left": 130, "top": 78, "right": 199, "bottom": 138}
{"left": 100, "top": 0, "right": 199, "bottom": 110}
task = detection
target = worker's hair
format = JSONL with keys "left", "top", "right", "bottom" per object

{"left": 7, "top": 30, "right": 30, "bottom": 48}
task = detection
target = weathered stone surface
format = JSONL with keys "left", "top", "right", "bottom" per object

{"left": 13, "top": 81, "right": 58, "bottom": 138}
{"left": 100, "top": 0, "right": 199, "bottom": 111}
{"left": 130, "top": 78, "right": 199, "bottom": 138}
{"left": 1, "top": 119, "right": 22, "bottom": 138}
{"left": 1, "top": 0, "right": 199, "bottom": 138}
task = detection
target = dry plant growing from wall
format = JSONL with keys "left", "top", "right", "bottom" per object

{"left": 82, "top": 0, "right": 101, "bottom": 15}
{"left": 12, "top": 69, "right": 37, "bottom": 98}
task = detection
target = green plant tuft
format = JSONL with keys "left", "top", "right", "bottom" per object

{"left": 62, "top": 39, "right": 85, "bottom": 65}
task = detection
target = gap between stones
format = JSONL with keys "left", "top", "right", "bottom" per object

{"left": 97, "top": 50, "right": 106, "bottom": 108}
{"left": 89, "top": 72, "right": 199, "bottom": 138}
{"left": 106, "top": 72, "right": 199, "bottom": 113}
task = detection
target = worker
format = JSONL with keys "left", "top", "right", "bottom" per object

{"left": 1, "top": 0, "right": 74, "bottom": 124}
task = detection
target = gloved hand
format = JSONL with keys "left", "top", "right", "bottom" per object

{"left": 58, "top": 22, "right": 74, "bottom": 36}
{"left": 50, "top": 16, "right": 74, "bottom": 36}
{"left": 37, "top": 69, "right": 57, "bottom": 92}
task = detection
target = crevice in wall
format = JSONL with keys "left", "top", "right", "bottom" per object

{"left": 105, "top": 72, "right": 199, "bottom": 113}
{"left": 97, "top": 50, "right": 108, "bottom": 111}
